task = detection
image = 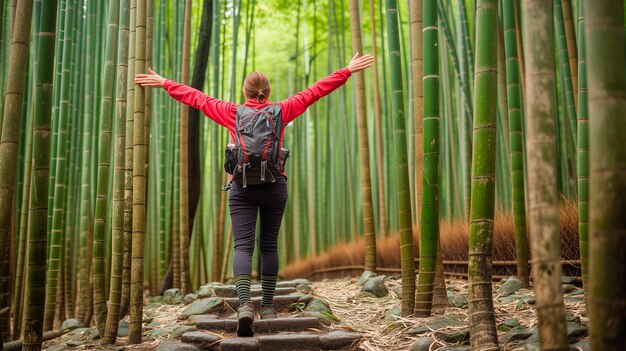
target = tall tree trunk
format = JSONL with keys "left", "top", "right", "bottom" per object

{"left": 524, "top": 1, "right": 569, "bottom": 350}
{"left": 467, "top": 1, "right": 500, "bottom": 349}
{"left": 348, "top": 0, "right": 376, "bottom": 274}
{"left": 128, "top": 0, "right": 147, "bottom": 343}
{"left": 368, "top": 0, "right": 386, "bottom": 237}
{"left": 120, "top": 0, "right": 137, "bottom": 318}
{"left": 103, "top": 0, "right": 130, "bottom": 343}
{"left": 586, "top": 1, "right": 626, "bottom": 350}
{"left": 414, "top": 0, "right": 439, "bottom": 317}
{"left": 23, "top": 0, "right": 59, "bottom": 348}
{"left": 0, "top": 0, "right": 34, "bottom": 341}
{"left": 91, "top": 0, "right": 120, "bottom": 335}
{"left": 188, "top": 0, "right": 213, "bottom": 258}
{"left": 179, "top": 0, "right": 192, "bottom": 296}
{"left": 561, "top": 0, "right": 578, "bottom": 110}
{"left": 502, "top": 0, "right": 530, "bottom": 287}
{"left": 576, "top": 0, "right": 589, "bottom": 302}
{"left": 384, "top": 0, "right": 415, "bottom": 317}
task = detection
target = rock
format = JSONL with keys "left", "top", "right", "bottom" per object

{"left": 356, "top": 271, "right": 377, "bottom": 286}
{"left": 434, "top": 328, "right": 470, "bottom": 343}
{"left": 118, "top": 321, "right": 129, "bottom": 337}
{"left": 410, "top": 337, "right": 434, "bottom": 351}
{"left": 497, "top": 277, "right": 524, "bottom": 297}
{"left": 296, "top": 284, "right": 313, "bottom": 294}
{"left": 385, "top": 305, "right": 402, "bottom": 321}
{"left": 47, "top": 345, "right": 67, "bottom": 351}
{"left": 170, "top": 325, "right": 197, "bottom": 339}
{"left": 180, "top": 298, "right": 224, "bottom": 319}
{"left": 146, "top": 321, "right": 161, "bottom": 330}
{"left": 441, "top": 346, "right": 470, "bottom": 351}
{"left": 197, "top": 286, "right": 216, "bottom": 298}
{"left": 152, "top": 296, "right": 164, "bottom": 303}
{"left": 305, "top": 297, "right": 331, "bottom": 313}
{"left": 407, "top": 314, "right": 465, "bottom": 335}
{"left": 164, "top": 288, "right": 183, "bottom": 305}
{"left": 89, "top": 328, "right": 101, "bottom": 340}
{"left": 67, "top": 327, "right": 91, "bottom": 336}
{"left": 572, "top": 340, "right": 590, "bottom": 351}
{"left": 502, "top": 326, "right": 534, "bottom": 344}
{"left": 60, "top": 318, "right": 83, "bottom": 332}
{"left": 292, "top": 278, "right": 312, "bottom": 286}
{"left": 449, "top": 293, "right": 468, "bottom": 308}
{"left": 67, "top": 340, "right": 85, "bottom": 347}
{"left": 393, "top": 286, "right": 403, "bottom": 297}
{"left": 561, "top": 275, "right": 576, "bottom": 284}
{"left": 148, "top": 328, "right": 170, "bottom": 337}
{"left": 181, "top": 331, "right": 222, "bottom": 350}
{"left": 155, "top": 341, "right": 199, "bottom": 351}
{"left": 319, "top": 330, "right": 362, "bottom": 349}
{"left": 302, "top": 311, "right": 339, "bottom": 325}
{"left": 566, "top": 322, "right": 587, "bottom": 343}
{"left": 362, "top": 275, "right": 389, "bottom": 297}
{"left": 502, "top": 319, "right": 521, "bottom": 329}
{"left": 524, "top": 343, "right": 540, "bottom": 351}
{"left": 183, "top": 293, "right": 198, "bottom": 304}
{"left": 562, "top": 284, "right": 577, "bottom": 294}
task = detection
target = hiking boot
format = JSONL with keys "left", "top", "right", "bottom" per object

{"left": 259, "top": 306, "right": 278, "bottom": 319}
{"left": 237, "top": 302, "right": 255, "bottom": 337}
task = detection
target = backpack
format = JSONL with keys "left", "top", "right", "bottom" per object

{"left": 224, "top": 104, "right": 288, "bottom": 188}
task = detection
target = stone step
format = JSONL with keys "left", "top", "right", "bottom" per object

{"left": 222, "top": 293, "right": 312, "bottom": 312}
{"left": 196, "top": 317, "right": 321, "bottom": 334}
{"left": 213, "top": 286, "right": 296, "bottom": 298}
{"left": 217, "top": 330, "right": 362, "bottom": 351}
{"left": 250, "top": 279, "right": 311, "bottom": 290}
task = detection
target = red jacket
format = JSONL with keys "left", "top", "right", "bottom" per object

{"left": 162, "top": 68, "right": 352, "bottom": 146}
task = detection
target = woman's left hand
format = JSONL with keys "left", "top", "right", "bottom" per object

{"left": 135, "top": 68, "right": 167, "bottom": 87}
{"left": 347, "top": 53, "right": 375, "bottom": 73}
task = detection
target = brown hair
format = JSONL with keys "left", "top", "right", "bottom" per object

{"left": 243, "top": 72, "right": 271, "bottom": 104}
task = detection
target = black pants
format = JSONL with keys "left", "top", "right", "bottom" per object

{"left": 229, "top": 176, "right": 288, "bottom": 277}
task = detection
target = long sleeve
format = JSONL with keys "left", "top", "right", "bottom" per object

{"left": 279, "top": 68, "right": 352, "bottom": 124}
{"left": 163, "top": 80, "right": 236, "bottom": 130}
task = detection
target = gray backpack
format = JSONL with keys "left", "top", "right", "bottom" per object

{"left": 224, "top": 105, "right": 288, "bottom": 188}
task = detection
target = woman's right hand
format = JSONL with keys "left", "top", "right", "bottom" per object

{"left": 347, "top": 53, "right": 375, "bottom": 73}
{"left": 135, "top": 68, "right": 167, "bottom": 88}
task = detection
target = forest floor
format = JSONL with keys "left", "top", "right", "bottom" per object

{"left": 42, "top": 276, "right": 589, "bottom": 351}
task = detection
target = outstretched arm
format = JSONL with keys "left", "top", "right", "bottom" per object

{"left": 280, "top": 53, "right": 375, "bottom": 124}
{"left": 135, "top": 69, "right": 235, "bottom": 128}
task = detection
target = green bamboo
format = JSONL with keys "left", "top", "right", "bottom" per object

{"left": 180, "top": 0, "right": 192, "bottom": 294}
{"left": 129, "top": 0, "right": 147, "bottom": 342}
{"left": 554, "top": 0, "right": 578, "bottom": 148}
{"left": 384, "top": 0, "right": 415, "bottom": 317}
{"left": 502, "top": 0, "right": 530, "bottom": 287}
{"left": 576, "top": 0, "right": 588, "bottom": 301}
{"left": 76, "top": 0, "right": 96, "bottom": 325}
{"left": 0, "top": 0, "right": 34, "bottom": 338}
{"left": 92, "top": 0, "right": 120, "bottom": 334}
{"left": 103, "top": 0, "right": 130, "bottom": 343}
{"left": 524, "top": 0, "right": 569, "bottom": 349}
{"left": 466, "top": 1, "right": 500, "bottom": 349}
{"left": 43, "top": 0, "right": 75, "bottom": 331}
{"left": 414, "top": 0, "right": 439, "bottom": 317}
{"left": 23, "top": 0, "right": 59, "bottom": 348}
{"left": 348, "top": 0, "right": 376, "bottom": 274}
{"left": 121, "top": 0, "right": 137, "bottom": 319}
{"left": 585, "top": 1, "right": 626, "bottom": 349}
{"left": 561, "top": 0, "right": 578, "bottom": 110}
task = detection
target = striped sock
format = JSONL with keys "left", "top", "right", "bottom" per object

{"left": 234, "top": 274, "right": 252, "bottom": 304}
{"left": 261, "top": 275, "right": 278, "bottom": 307}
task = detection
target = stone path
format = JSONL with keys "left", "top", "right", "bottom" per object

{"left": 157, "top": 279, "right": 363, "bottom": 351}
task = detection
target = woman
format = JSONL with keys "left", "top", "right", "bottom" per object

{"left": 135, "top": 53, "right": 374, "bottom": 336}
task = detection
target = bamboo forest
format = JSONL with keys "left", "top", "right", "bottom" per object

{"left": 1, "top": 0, "right": 625, "bottom": 350}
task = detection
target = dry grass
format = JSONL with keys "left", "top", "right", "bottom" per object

{"left": 313, "top": 277, "right": 587, "bottom": 351}
{"left": 283, "top": 200, "right": 580, "bottom": 280}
